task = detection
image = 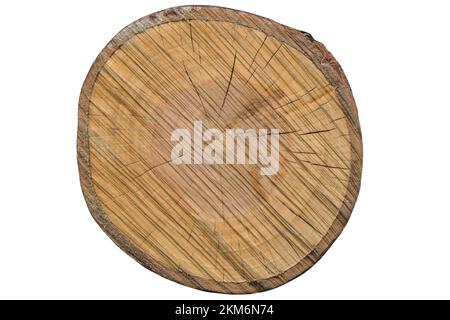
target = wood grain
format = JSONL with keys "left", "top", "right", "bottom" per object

{"left": 77, "top": 5, "right": 363, "bottom": 293}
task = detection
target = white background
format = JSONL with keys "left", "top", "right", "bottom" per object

{"left": 1, "top": 0, "right": 449, "bottom": 299}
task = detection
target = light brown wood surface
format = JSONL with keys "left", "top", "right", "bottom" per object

{"left": 78, "top": 5, "right": 363, "bottom": 293}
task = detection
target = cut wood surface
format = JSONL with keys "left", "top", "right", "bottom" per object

{"left": 78, "top": 5, "right": 363, "bottom": 293}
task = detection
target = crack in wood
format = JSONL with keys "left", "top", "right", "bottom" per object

{"left": 219, "top": 53, "right": 237, "bottom": 114}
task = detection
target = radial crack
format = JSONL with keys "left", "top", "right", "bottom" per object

{"left": 183, "top": 62, "right": 207, "bottom": 115}
{"left": 249, "top": 35, "right": 267, "bottom": 69}
{"left": 219, "top": 53, "right": 237, "bottom": 113}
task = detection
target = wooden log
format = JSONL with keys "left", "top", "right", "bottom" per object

{"left": 77, "top": 5, "right": 363, "bottom": 293}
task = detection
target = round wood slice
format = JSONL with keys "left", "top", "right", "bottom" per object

{"left": 78, "top": 5, "right": 363, "bottom": 293}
